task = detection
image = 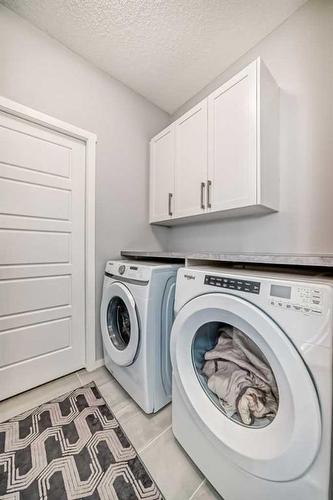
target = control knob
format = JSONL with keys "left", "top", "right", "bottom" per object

{"left": 118, "top": 265, "right": 126, "bottom": 275}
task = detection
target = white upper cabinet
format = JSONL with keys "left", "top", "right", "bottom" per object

{"left": 149, "top": 126, "right": 175, "bottom": 223}
{"left": 149, "top": 58, "right": 279, "bottom": 225}
{"left": 174, "top": 100, "right": 208, "bottom": 218}
{"left": 207, "top": 62, "right": 257, "bottom": 212}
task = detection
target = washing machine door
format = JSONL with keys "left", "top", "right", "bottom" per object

{"left": 101, "top": 282, "right": 139, "bottom": 366}
{"left": 171, "top": 293, "right": 321, "bottom": 482}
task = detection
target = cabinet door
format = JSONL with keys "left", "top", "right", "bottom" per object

{"left": 208, "top": 62, "right": 257, "bottom": 212}
{"left": 174, "top": 100, "right": 208, "bottom": 218}
{"left": 149, "top": 126, "right": 175, "bottom": 222}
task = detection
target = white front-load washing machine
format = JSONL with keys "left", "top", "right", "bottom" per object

{"left": 100, "top": 260, "right": 180, "bottom": 413}
{"left": 170, "top": 266, "right": 333, "bottom": 500}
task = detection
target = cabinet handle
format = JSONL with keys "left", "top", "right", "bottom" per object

{"left": 168, "top": 192, "right": 173, "bottom": 216}
{"left": 207, "top": 180, "right": 212, "bottom": 208}
{"left": 201, "top": 182, "right": 206, "bottom": 209}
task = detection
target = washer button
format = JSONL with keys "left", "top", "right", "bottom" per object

{"left": 118, "top": 265, "right": 126, "bottom": 275}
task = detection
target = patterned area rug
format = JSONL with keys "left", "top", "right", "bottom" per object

{"left": 0, "top": 382, "right": 163, "bottom": 499}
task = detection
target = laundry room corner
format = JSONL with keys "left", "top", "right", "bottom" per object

{"left": 1, "top": 1, "right": 333, "bottom": 499}
{"left": 0, "top": 3, "right": 171, "bottom": 368}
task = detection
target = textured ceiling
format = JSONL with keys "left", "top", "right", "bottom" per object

{"left": 2, "top": 0, "right": 306, "bottom": 113}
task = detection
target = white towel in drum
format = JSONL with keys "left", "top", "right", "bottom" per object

{"left": 202, "top": 326, "right": 278, "bottom": 425}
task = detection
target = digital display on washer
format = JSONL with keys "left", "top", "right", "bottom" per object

{"left": 204, "top": 275, "right": 260, "bottom": 294}
{"left": 270, "top": 284, "right": 291, "bottom": 299}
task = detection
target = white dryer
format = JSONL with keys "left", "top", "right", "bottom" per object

{"left": 100, "top": 260, "right": 180, "bottom": 413}
{"left": 171, "top": 266, "right": 333, "bottom": 500}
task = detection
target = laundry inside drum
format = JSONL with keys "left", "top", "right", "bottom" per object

{"left": 191, "top": 322, "right": 279, "bottom": 428}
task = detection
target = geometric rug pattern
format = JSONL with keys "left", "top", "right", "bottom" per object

{"left": 0, "top": 382, "right": 163, "bottom": 499}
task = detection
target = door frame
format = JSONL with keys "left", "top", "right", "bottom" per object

{"left": 0, "top": 95, "right": 98, "bottom": 371}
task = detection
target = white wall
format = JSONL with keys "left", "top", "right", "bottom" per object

{"left": 0, "top": 5, "right": 170, "bottom": 361}
{"left": 168, "top": 0, "right": 333, "bottom": 255}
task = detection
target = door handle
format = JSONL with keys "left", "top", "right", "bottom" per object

{"left": 201, "top": 182, "right": 206, "bottom": 209}
{"left": 207, "top": 180, "right": 212, "bottom": 209}
{"left": 168, "top": 192, "right": 173, "bottom": 216}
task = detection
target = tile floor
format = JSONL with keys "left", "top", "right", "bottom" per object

{"left": 0, "top": 366, "right": 222, "bottom": 500}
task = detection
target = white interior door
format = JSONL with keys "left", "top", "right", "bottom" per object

{"left": 174, "top": 100, "right": 208, "bottom": 218}
{"left": 208, "top": 62, "right": 257, "bottom": 212}
{"left": 149, "top": 126, "right": 175, "bottom": 222}
{"left": 0, "top": 111, "right": 86, "bottom": 400}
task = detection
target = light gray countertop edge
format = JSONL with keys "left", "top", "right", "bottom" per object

{"left": 121, "top": 250, "right": 333, "bottom": 267}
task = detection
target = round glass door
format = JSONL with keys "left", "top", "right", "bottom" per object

{"left": 107, "top": 296, "right": 131, "bottom": 350}
{"left": 170, "top": 292, "right": 321, "bottom": 481}
{"left": 101, "top": 282, "right": 139, "bottom": 366}
{"left": 192, "top": 321, "right": 279, "bottom": 429}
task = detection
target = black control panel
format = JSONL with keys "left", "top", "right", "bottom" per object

{"left": 204, "top": 275, "right": 261, "bottom": 294}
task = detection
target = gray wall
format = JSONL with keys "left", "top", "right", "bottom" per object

{"left": 168, "top": 0, "right": 333, "bottom": 254}
{"left": 0, "top": 5, "right": 170, "bottom": 361}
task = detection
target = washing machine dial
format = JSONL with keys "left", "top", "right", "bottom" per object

{"left": 118, "top": 265, "right": 126, "bottom": 275}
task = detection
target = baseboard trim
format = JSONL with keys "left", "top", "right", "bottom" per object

{"left": 86, "top": 358, "right": 105, "bottom": 372}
